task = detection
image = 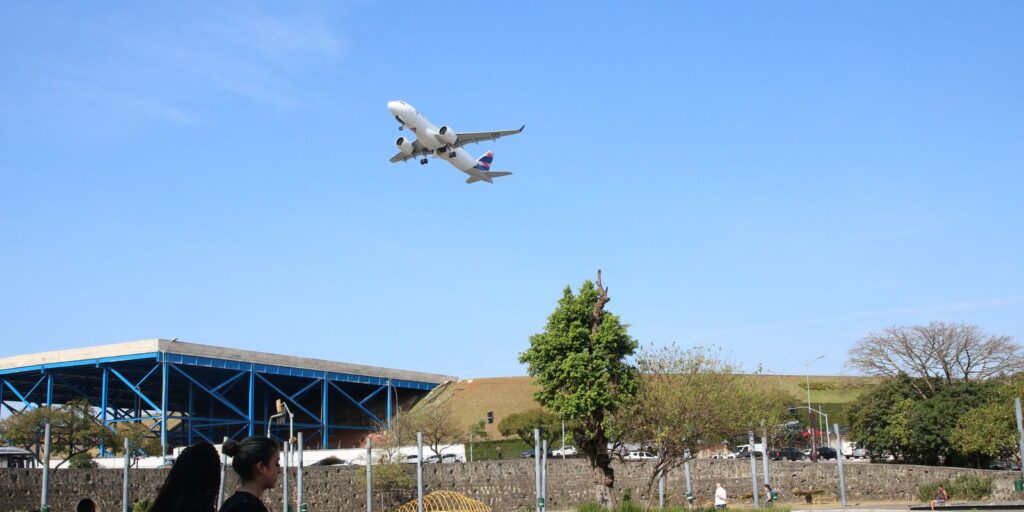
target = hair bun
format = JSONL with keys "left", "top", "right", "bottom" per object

{"left": 222, "top": 439, "right": 240, "bottom": 457}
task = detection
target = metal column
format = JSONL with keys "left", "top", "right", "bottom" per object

{"left": 188, "top": 384, "right": 194, "bottom": 446}
{"left": 386, "top": 379, "right": 392, "bottom": 430}
{"left": 322, "top": 378, "right": 329, "bottom": 448}
{"left": 160, "top": 357, "right": 168, "bottom": 460}
{"left": 100, "top": 368, "right": 109, "bottom": 456}
{"left": 248, "top": 365, "right": 255, "bottom": 437}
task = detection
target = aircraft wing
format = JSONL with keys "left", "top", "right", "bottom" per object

{"left": 453, "top": 125, "right": 525, "bottom": 148}
{"left": 389, "top": 139, "right": 427, "bottom": 163}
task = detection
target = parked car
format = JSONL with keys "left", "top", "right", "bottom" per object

{"left": 401, "top": 454, "right": 422, "bottom": 464}
{"left": 424, "top": 454, "right": 462, "bottom": 464}
{"left": 551, "top": 445, "right": 578, "bottom": 457}
{"left": 849, "top": 447, "right": 869, "bottom": 459}
{"left": 768, "top": 448, "right": 803, "bottom": 461}
{"left": 802, "top": 448, "right": 812, "bottom": 458}
{"left": 988, "top": 460, "right": 1021, "bottom": 471}
{"left": 816, "top": 447, "right": 838, "bottom": 460}
{"left": 520, "top": 448, "right": 551, "bottom": 459}
{"left": 736, "top": 450, "right": 763, "bottom": 459}
{"left": 623, "top": 451, "right": 658, "bottom": 461}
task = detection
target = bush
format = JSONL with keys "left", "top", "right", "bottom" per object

{"left": 68, "top": 453, "right": 97, "bottom": 468}
{"left": 133, "top": 498, "right": 154, "bottom": 512}
{"left": 949, "top": 474, "right": 993, "bottom": 500}
{"left": 917, "top": 474, "right": 993, "bottom": 502}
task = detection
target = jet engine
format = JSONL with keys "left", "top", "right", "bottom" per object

{"left": 395, "top": 136, "right": 414, "bottom": 155}
{"left": 437, "top": 125, "right": 457, "bottom": 145}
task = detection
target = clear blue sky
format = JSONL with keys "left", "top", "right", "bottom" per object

{"left": 1, "top": 2, "right": 1021, "bottom": 379}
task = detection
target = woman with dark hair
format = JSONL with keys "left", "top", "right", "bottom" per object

{"left": 151, "top": 442, "right": 221, "bottom": 512}
{"left": 219, "top": 436, "right": 280, "bottom": 512}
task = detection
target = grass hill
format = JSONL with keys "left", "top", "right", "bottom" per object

{"left": 412, "top": 374, "right": 880, "bottom": 439}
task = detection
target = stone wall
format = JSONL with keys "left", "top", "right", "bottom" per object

{"left": 1, "top": 460, "right": 1018, "bottom": 512}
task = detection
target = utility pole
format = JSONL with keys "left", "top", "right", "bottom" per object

{"left": 833, "top": 424, "right": 847, "bottom": 506}
{"left": 1015, "top": 398, "right": 1024, "bottom": 484}
{"left": 534, "top": 429, "right": 542, "bottom": 512}
{"left": 749, "top": 431, "right": 760, "bottom": 509}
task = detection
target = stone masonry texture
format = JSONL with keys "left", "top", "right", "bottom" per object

{"left": 1, "top": 460, "right": 1019, "bottom": 511}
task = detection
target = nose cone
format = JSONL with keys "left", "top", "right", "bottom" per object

{"left": 388, "top": 100, "right": 409, "bottom": 116}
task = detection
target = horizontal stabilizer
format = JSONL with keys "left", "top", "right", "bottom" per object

{"left": 466, "top": 171, "right": 512, "bottom": 184}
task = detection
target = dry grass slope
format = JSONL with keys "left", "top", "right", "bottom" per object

{"left": 411, "top": 374, "right": 879, "bottom": 439}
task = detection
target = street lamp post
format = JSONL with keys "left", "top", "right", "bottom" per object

{"left": 804, "top": 355, "right": 824, "bottom": 462}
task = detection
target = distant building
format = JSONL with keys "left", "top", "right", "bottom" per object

{"left": 0, "top": 339, "right": 454, "bottom": 457}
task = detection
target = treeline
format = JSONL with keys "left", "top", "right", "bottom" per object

{"left": 846, "top": 321, "right": 1024, "bottom": 468}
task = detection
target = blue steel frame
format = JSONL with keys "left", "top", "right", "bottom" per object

{"left": 0, "top": 351, "right": 437, "bottom": 457}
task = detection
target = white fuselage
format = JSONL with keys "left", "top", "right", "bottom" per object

{"left": 387, "top": 101, "right": 480, "bottom": 175}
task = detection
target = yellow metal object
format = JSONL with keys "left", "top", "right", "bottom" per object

{"left": 395, "top": 491, "right": 491, "bottom": 512}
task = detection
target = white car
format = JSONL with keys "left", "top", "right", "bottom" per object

{"left": 623, "top": 451, "right": 658, "bottom": 461}
{"left": 551, "top": 446, "right": 578, "bottom": 457}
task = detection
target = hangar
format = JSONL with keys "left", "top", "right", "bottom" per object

{"left": 0, "top": 339, "right": 454, "bottom": 457}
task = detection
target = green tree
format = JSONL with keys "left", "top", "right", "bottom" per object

{"left": 114, "top": 423, "right": 162, "bottom": 460}
{"left": 497, "top": 408, "right": 561, "bottom": 446}
{"left": 849, "top": 375, "right": 1001, "bottom": 465}
{"left": 950, "top": 379, "right": 1024, "bottom": 466}
{"left": 0, "top": 399, "right": 117, "bottom": 467}
{"left": 848, "top": 375, "right": 917, "bottom": 461}
{"left": 519, "top": 271, "right": 638, "bottom": 508}
{"left": 625, "top": 344, "right": 790, "bottom": 506}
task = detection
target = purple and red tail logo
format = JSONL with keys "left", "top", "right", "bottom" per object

{"left": 473, "top": 151, "right": 494, "bottom": 171}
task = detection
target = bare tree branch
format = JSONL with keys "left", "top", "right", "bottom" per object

{"left": 848, "top": 322, "right": 1022, "bottom": 397}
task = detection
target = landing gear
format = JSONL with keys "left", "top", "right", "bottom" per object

{"left": 419, "top": 158, "right": 428, "bottom": 165}
{"left": 448, "top": 151, "right": 456, "bottom": 158}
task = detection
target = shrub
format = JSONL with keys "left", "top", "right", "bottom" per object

{"left": 68, "top": 453, "right": 97, "bottom": 468}
{"left": 133, "top": 498, "right": 155, "bottom": 512}
{"left": 949, "top": 474, "right": 993, "bottom": 500}
{"left": 917, "top": 474, "right": 992, "bottom": 502}
{"left": 577, "top": 502, "right": 604, "bottom": 512}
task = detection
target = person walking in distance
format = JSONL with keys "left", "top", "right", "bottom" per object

{"left": 219, "top": 437, "right": 281, "bottom": 512}
{"left": 151, "top": 442, "right": 221, "bottom": 512}
{"left": 763, "top": 484, "right": 775, "bottom": 508}
{"left": 715, "top": 483, "right": 729, "bottom": 509}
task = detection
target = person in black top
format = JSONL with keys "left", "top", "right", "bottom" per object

{"left": 220, "top": 436, "right": 281, "bottom": 512}
{"left": 151, "top": 442, "right": 221, "bottom": 512}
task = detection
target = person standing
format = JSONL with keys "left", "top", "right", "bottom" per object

{"left": 151, "top": 442, "right": 221, "bottom": 512}
{"left": 219, "top": 437, "right": 281, "bottom": 512}
{"left": 496, "top": 445, "right": 503, "bottom": 460}
{"left": 715, "top": 483, "right": 729, "bottom": 509}
{"left": 763, "top": 484, "right": 775, "bottom": 508}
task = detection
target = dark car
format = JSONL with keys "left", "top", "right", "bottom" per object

{"left": 816, "top": 447, "right": 838, "bottom": 460}
{"left": 520, "top": 448, "right": 551, "bottom": 459}
{"left": 768, "top": 448, "right": 803, "bottom": 461}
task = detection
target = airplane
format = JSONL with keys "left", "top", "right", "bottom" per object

{"left": 387, "top": 100, "right": 524, "bottom": 184}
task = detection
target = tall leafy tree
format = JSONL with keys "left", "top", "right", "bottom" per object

{"left": 520, "top": 271, "right": 638, "bottom": 508}
{"left": 625, "top": 344, "right": 790, "bottom": 506}
{"left": 496, "top": 408, "right": 561, "bottom": 446}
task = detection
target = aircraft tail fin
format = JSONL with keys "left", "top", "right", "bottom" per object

{"left": 472, "top": 151, "right": 494, "bottom": 171}
{"left": 466, "top": 171, "right": 512, "bottom": 184}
